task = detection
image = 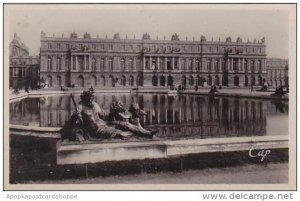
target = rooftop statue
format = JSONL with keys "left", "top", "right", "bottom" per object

{"left": 142, "top": 32, "right": 151, "bottom": 40}
{"left": 113, "top": 32, "right": 120, "bottom": 40}
{"left": 200, "top": 35, "right": 206, "bottom": 42}
{"left": 70, "top": 32, "right": 78, "bottom": 39}
{"left": 226, "top": 36, "right": 232, "bottom": 42}
{"left": 236, "top": 37, "right": 242, "bottom": 43}
{"left": 171, "top": 33, "right": 180, "bottom": 41}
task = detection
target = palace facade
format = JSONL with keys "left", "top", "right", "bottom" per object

{"left": 9, "top": 33, "right": 40, "bottom": 89}
{"left": 266, "top": 58, "right": 289, "bottom": 88}
{"left": 39, "top": 32, "right": 268, "bottom": 88}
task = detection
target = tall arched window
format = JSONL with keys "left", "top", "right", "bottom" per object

{"left": 57, "top": 75, "right": 62, "bottom": 86}
{"left": 250, "top": 60, "right": 255, "bottom": 73}
{"left": 196, "top": 60, "right": 200, "bottom": 71}
{"left": 56, "top": 57, "right": 61, "bottom": 71}
{"left": 121, "top": 58, "right": 125, "bottom": 71}
{"left": 91, "top": 75, "right": 97, "bottom": 86}
{"left": 129, "top": 75, "right": 134, "bottom": 86}
{"left": 207, "top": 59, "right": 211, "bottom": 72}
{"left": 121, "top": 75, "right": 126, "bottom": 86}
{"left": 47, "top": 56, "right": 52, "bottom": 71}
{"left": 91, "top": 58, "right": 96, "bottom": 71}
{"left": 108, "top": 58, "right": 113, "bottom": 71}
{"left": 100, "top": 58, "right": 105, "bottom": 71}
{"left": 128, "top": 59, "right": 133, "bottom": 71}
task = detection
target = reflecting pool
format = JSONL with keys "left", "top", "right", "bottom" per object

{"left": 10, "top": 93, "right": 289, "bottom": 140}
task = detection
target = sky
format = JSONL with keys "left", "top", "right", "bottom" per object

{"left": 6, "top": 4, "right": 292, "bottom": 58}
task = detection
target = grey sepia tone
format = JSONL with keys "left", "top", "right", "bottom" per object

{"left": 5, "top": 4, "right": 295, "bottom": 190}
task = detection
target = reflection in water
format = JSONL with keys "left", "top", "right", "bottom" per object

{"left": 9, "top": 94, "right": 289, "bottom": 139}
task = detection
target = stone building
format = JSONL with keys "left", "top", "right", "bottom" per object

{"left": 9, "top": 33, "right": 40, "bottom": 89}
{"left": 266, "top": 58, "right": 288, "bottom": 88}
{"left": 40, "top": 32, "right": 268, "bottom": 88}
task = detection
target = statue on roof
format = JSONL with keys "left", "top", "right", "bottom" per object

{"left": 261, "top": 37, "right": 265, "bottom": 44}
{"left": 142, "top": 32, "right": 151, "bottom": 40}
{"left": 171, "top": 33, "right": 180, "bottom": 41}
{"left": 113, "top": 32, "right": 120, "bottom": 40}
{"left": 226, "top": 37, "right": 232, "bottom": 42}
{"left": 236, "top": 37, "right": 242, "bottom": 43}
{"left": 201, "top": 35, "right": 206, "bottom": 42}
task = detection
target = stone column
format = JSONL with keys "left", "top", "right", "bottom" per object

{"left": 143, "top": 56, "right": 145, "bottom": 71}
{"left": 238, "top": 58, "right": 241, "bottom": 71}
{"left": 75, "top": 56, "right": 78, "bottom": 70}
{"left": 149, "top": 56, "right": 152, "bottom": 71}
{"left": 157, "top": 56, "right": 160, "bottom": 70}
{"left": 165, "top": 56, "right": 167, "bottom": 71}
{"left": 179, "top": 57, "right": 181, "bottom": 71}
{"left": 71, "top": 55, "right": 73, "bottom": 70}
{"left": 157, "top": 109, "right": 160, "bottom": 124}
{"left": 133, "top": 57, "right": 136, "bottom": 71}
{"left": 89, "top": 55, "right": 91, "bottom": 70}
{"left": 242, "top": 58, "right": 245, "bottom": 72}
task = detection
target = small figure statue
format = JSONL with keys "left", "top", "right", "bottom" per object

{"left": 107, "top": 100, "right": 158, "bottom": 138}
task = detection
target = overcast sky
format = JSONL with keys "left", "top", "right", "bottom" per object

{"left": 6, "top": 4, "right": 292, "bottom": 58}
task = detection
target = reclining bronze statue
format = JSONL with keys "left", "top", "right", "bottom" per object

{"left": 61, "top": 89, "right": 158, "bottom": 142}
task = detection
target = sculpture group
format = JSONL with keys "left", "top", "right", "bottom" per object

{"left": 61, "top": 88, "right": 158, "bottom": 142}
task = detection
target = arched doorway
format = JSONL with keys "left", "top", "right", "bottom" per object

{"left": 100, "top": 75, "right": 106, "bottom": 86}
{"left": 160, "top": 75, "right": 165, "bottom": 86}
{"left": 167, "top": 75, "right": 173, "bottom": 86}
{"left": 181, "top": 76, "right": 186, "bottom": 86}
{"left": 244, "top": 76, "right": 248, "bottom": 86}
{"left": 251, "top": 76, "right": 255, "bottom": 86}
{"left": 258, "top": 76, "right": 263, "bottom": 86}
{"left": 47, "top": 75, "right": 53, "bottom": 87}
{"left": 234, "top": 76, "right": 239, "bottom": 86}
{"left": 91, "top": 75, "right": 97, "bottom": 87}
{"left": 109, "top": 75, "right": 115, "bottom": 87}
{"left": 196, "top": 75, "right": 201, "bottom": 86}
{"left": 152, "top": 76, "right": 158, "bottom": 86}
{"left": 78, "top": 75, "right": 84, "bottom": 87}
{"left": 121, "top": 75, "right": 126, "bottom": 86}
{"left": 129, "top": 75, "right": 134, "bottom": 86}
{"left": 189, "top": 75, "right": 194, "bottom": 86}
{"left": 57, "top": 75, "right": 61, "bottom": 87}
{"left": 215, "top": 75, "right": 220, "bottom": 86}
{"left": 207, "top": 75, "right": 212, "bottom": 86}
{"left": 137, "top": 73, "right": 143, "bottom": 86}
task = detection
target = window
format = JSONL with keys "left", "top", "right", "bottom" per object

{"left": 258, "top": 60, "right": 262, "bottom": 72}
{"left": 100, "top": 58, "right": 105, "bottom": 71}
{"left": 196, "top": 60, "right": 200, "bottom": 71}
{"left": 91, "top": 58, "right": 96, "bottom": 71}
{"left": 57, "top": 43, "right": 61, "bottom": 49}
{"left": 66, "top": 44, "right": 70, "bottom": 49}
{"left": 47, "top": 57, "right": 52, "bottom": 71}
{"left": 109, "top": 44, "right": 113, "bottom": 50}
{"left": 56, "top": 57, "right": 61, "bottom": 71}
{"left": 128, "top": 59, "right": 133, "bottom": 71}
{"left": 121, "top": 58, "right": 125, "bottom": 71}
{"left": 100, "top": 44, "right": 104, "bottom": 50}
{"left": 48, "top": 43, "right": 52, "bottom": 49}
{"left": 108, "top": 58, "right": 113, "bottom": 71}
{"left": 207, "top": 59, "right": 211, "bottom": 72}
{"left": 121, "top": 45, "right": 125, "bottom": 50}
{"left": 79, "top": 44, "right": 83, "bottom": 49}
